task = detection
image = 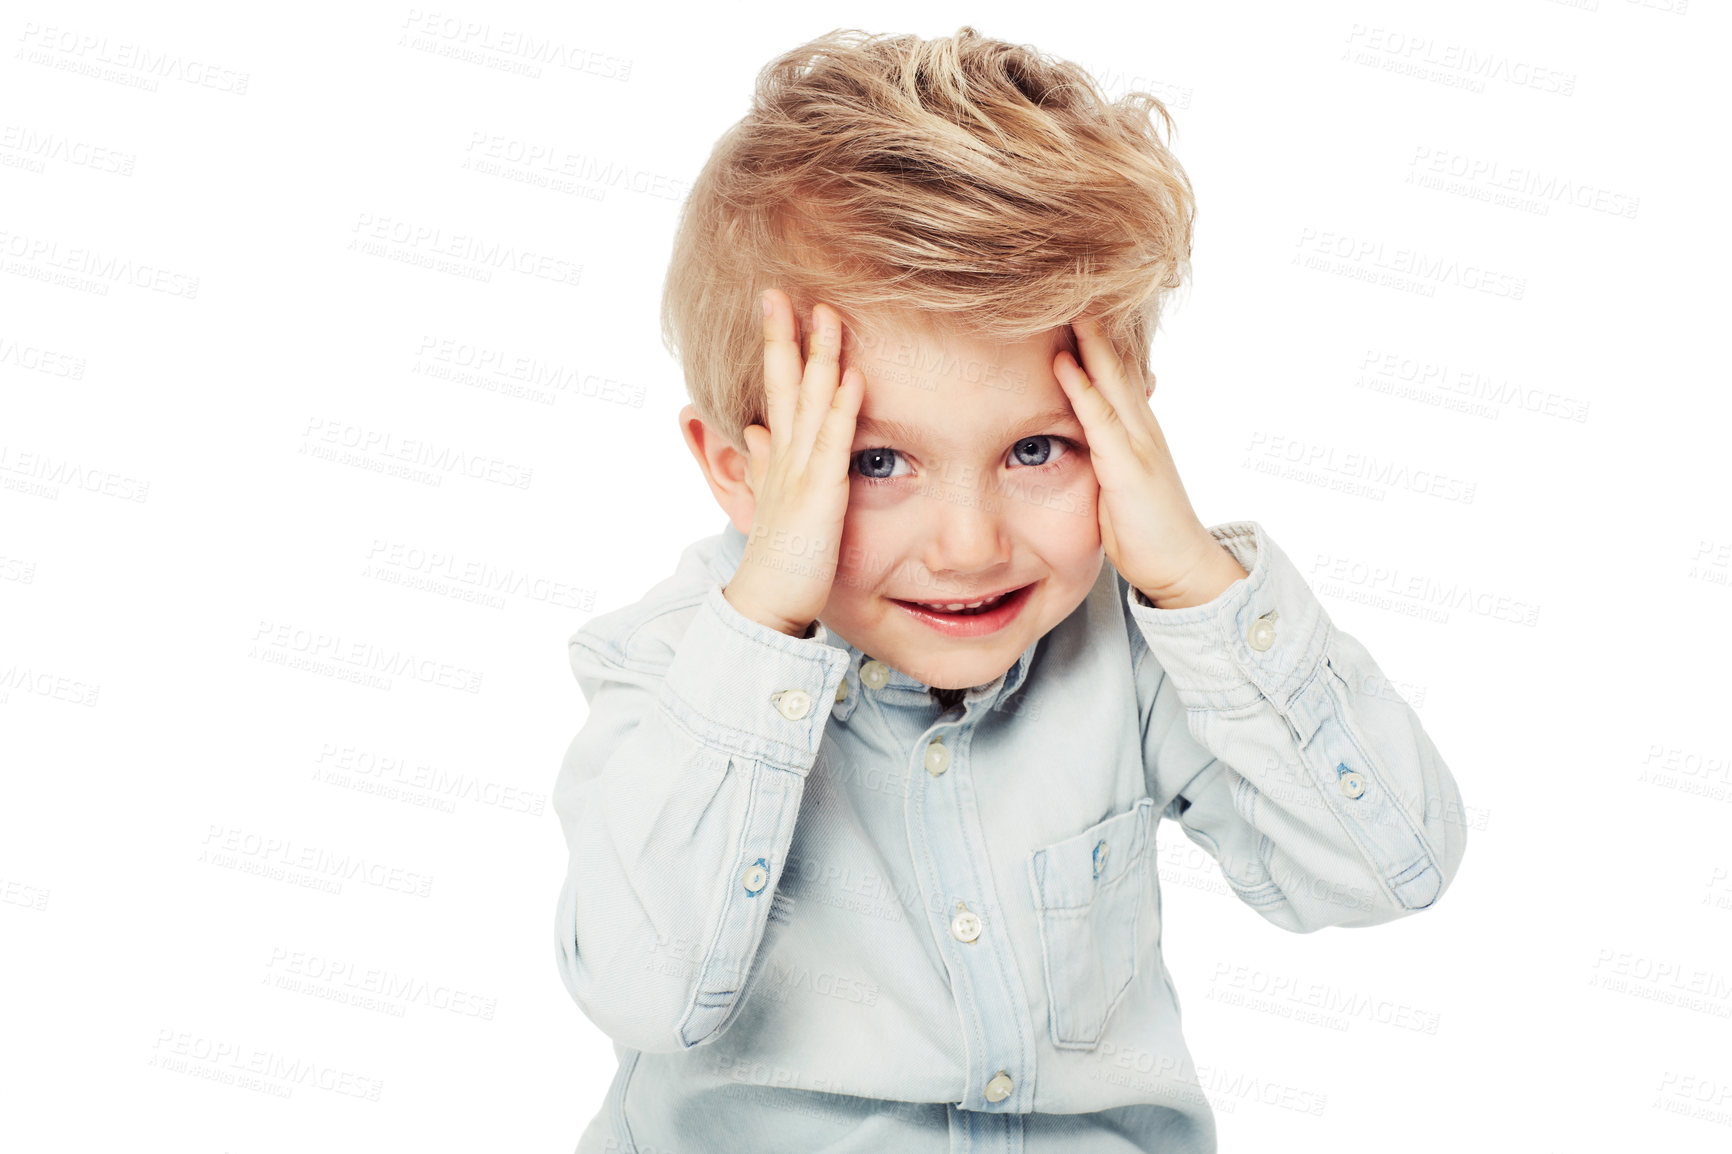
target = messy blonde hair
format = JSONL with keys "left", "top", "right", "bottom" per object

{"left": 661, "top": 26, "right": 1196, "bottom": 450}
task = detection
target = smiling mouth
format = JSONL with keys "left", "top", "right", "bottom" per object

{"left": 891, "top": 584, "right": 1029, "bottom": 615}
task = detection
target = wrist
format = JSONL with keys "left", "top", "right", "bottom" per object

{"left": 722, "top": 582, "right": 814, "bottom": 638}
{"left": 1138, "top": 534, "right": 1248, "bottom": 610}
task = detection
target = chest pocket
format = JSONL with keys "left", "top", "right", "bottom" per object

{"left": 1026, "top": 796, "right": 1155, "bottom": 1050}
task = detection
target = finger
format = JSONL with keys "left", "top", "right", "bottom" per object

{"left": 761, "top": 289, "right": 802, "bottom": 451}
{"left": 792, "top": 302, "right": 844, "bottom": 458}
{"left": 1053, "top": 346, "right": 1126, "bottom": 443}
{"left": 810, "top": 364, "right": 865, "bottom": 471}
{"left": 1070, "top": 316, "right": 1141, "bottom": 415}
{"left": 741, "top": 423, "right": 770, "bottom": 495}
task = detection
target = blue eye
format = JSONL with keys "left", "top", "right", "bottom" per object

{"left": 851, "top": 447, "right": 910, "bottom": 482}
{"left": 850, "top": 436, "right": 1078, "bottom": 486}
{"left": 1007, "top": 435, "right": 1072, "bottom": 469}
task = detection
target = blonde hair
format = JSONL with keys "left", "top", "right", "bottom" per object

{"left": 660, "top": 26, "right": 1196, "bottom": 450}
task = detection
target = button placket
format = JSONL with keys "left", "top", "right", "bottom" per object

{"left": 902, "top": 678, "right": 1031, "bottom": 1116}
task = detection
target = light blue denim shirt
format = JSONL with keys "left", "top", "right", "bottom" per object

{"left": 553, "top": 519, "right": 1467, "bottom": 1153}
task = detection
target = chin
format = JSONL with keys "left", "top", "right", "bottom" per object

{"left": 925, "top": 656, "right": 1014, "bottom": 692}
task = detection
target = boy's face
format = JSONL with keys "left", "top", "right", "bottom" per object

{"left": 810, "top": 318, "right": 1108, "bottom": 691}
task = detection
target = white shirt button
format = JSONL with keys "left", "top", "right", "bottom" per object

{"left": 925, "top": 737, "right": 950, "bottom": 776}
{"left": 834, "top": 679, "right": 848, "bottom": 704}
{"left": 860, "top": 660, "right": 889, "bottom": 689}
{"left": 1339, "top": 771, "right": 1366, "bottom": 799}
{"left": 741, "top": 862, "right": 768, "bottom": 895}
{"left": 1092, "top": 839, "right": 1110, "bottom": 878}
{"left": 1247, "top": 611, "right": 1278, "bottom": 652}
{"left": 950, "top": 902, "right": 981, "bottom": 943}
{"left": 984, "top": 1071, "right": 1013, "bottom": 1103}
{"left": 774, "top": 689, "right": 811, "bottom": 721}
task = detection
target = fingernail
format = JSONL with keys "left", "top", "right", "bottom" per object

{"left": 761, "top": 291, "right": 772, "bottom": 318}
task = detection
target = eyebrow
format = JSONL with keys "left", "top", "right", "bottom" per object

{"left": 852, "top": 405, "right": 1083, "bottom": 448}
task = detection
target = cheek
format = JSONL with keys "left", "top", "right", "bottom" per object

{"left": 1015, "top": 465, "right": 1100, "bottom": 545}
{"left": 833, "top": 510, "right": 895, "bottom": 599}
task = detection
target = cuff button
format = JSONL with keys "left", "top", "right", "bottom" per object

{"left": 1339, "top": 771, "right": 1366, "bottom": 799}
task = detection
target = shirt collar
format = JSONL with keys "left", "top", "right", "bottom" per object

{"left": 710, "top": 519, "right": 1039, "bottom": 712}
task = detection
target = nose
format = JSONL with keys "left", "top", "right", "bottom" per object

{"left": 918, "top": 475, "right": 1012, "bottom": 585}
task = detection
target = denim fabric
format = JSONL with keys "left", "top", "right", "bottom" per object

{"left": 553, "top": 519, "right": 1467, "bottom": 1152}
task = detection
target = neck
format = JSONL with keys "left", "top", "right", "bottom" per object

{"left": 932, "top": 687, "right": 967, "bottom": 712}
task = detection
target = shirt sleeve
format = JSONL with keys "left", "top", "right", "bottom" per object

{"left": 1129, "top": 520, "right": 1468, "bottom": 931}
{"left": 552, "top": 582, "right": 850, "bottom": 1051}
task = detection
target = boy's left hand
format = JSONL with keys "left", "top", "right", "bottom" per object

{"left": 1052, "top": 316, "right": 1246, "bottom": 609}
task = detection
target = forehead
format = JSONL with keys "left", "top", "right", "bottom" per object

{"left": 843, "top": 320, "right": 1079, "bottom": 448}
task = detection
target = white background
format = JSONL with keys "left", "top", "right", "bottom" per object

{"left": 3, "top": 0, "right": 1729, "bottom": 1150}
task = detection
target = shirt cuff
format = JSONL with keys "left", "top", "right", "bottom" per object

{"left": 658, "top": 583, "right": 851, "bottom": 773}
{"left": 1125, "top": 520, "right": 1331, "bottom": 712}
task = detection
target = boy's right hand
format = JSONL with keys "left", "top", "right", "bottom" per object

{"left": 722, "top": 290, "right": 865, "bottom": 638}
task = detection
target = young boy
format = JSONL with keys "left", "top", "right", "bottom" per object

{"left": 553, "top": 26, "right": 1466, "bottom": 1153}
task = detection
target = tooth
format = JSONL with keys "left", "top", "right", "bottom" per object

{"left": 916, "top": 592, "right": 1005, "bottom": 611}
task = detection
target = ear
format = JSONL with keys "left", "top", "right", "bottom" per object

{"left": 678, "top": 405, "right": 757, "bottom": 536}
